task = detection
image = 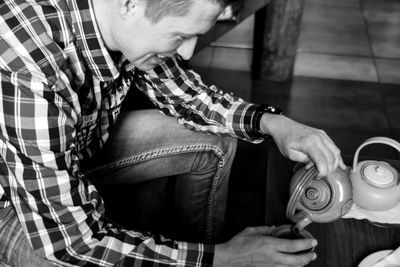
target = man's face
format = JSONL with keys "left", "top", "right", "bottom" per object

{"left": 113, "top": 0, "right": 223, "bottom": 71}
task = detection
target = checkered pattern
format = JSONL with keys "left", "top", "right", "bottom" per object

{"left": 0, "top": 0, "right": 261, "bottom": 266}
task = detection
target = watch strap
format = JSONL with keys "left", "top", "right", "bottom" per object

{"left": 252, "top": 104, "right": 283, "bottom": 138}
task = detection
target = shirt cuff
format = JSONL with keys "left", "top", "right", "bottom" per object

{"left": 228, "top": 102, "right": 265, "bottom": 142}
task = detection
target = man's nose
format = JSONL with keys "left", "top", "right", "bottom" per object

{"left": 177, "top": 36, "right": 198, "bottom": 60}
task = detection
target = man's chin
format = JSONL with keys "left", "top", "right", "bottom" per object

{"left": 133, "top": 59, "right": 163, "bottom": 72}
{"left": 135, "top": 64, "right": 157, "bottom": 71}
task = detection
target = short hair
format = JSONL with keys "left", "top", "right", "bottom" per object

{"left": 144, "top": 0, "right": 238, "bottom": 23}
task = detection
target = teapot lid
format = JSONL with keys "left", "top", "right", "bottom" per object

{"left": 361, "top": 162, "right": 397, "bottom": 188}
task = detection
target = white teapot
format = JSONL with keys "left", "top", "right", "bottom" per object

{"left": 351, "top": 136, "right": 400, "bottom": 211}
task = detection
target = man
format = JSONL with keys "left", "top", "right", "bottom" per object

{"left": 0, "top": 0, "right": 344, "bottom": 266}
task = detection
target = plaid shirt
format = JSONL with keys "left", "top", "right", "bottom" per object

{"left": 0, "top": 0, "right": 261, "bottom": 266}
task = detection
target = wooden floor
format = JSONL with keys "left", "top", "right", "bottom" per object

{"left": 295, "top": 0, "right": 400, "bottom": 84}
{"left": 192, "top": 67, "right": 400, "bottom": 241}
{"left": 191, "top": 0, "right": 400, "bottom": 84}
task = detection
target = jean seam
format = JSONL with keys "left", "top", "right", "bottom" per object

{"left": 205, "top": 151, "right": 225, "bottom": 242}
{"left": 85, "top": 144, "right": 221, "bottom": 176}
{"left": 84, "top": 143, "right": 225, "bottom": 241}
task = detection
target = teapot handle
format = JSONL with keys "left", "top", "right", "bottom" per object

{"left": 353, "top": 136, "right": 400, "bottom": 170}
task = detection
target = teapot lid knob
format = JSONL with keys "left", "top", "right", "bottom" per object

{"left": 363, "top": 163, "right": 395, "bottom": 186}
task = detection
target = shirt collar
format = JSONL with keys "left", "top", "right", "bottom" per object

{"left": 68, "top": 0, "right": 120, "bottom": 82}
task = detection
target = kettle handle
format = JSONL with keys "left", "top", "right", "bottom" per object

{"left": 353, "top": 136, "right": 400, "bottom": 170}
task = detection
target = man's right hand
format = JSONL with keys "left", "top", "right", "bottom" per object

{"left": 213, "top": 226, "right": 317, "bottom": 267}
{"left": 259, "top": 113, "right": 345, "bottom": 177}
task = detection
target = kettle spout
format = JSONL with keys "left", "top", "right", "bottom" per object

{"left": 293, "top": 211, "right": 312, "bottom": 232}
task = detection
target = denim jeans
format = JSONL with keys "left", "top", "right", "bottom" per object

{"left": 83, "top": 110, "right": 237, "bottom": 243}
{"left": 0, "top": 206, "right": 59, "bottom": 267}
{"left": 0, "top": 109, "right": 236, "bottom": 266}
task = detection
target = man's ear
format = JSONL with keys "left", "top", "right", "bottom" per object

{"left": 117, "top": 0, "right": 138, "bottom": 18}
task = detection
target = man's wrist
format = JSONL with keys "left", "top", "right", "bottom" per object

{"left": 213, "top": 244, "right": 228, "bottom": 267}
{"left": 252, "top": 104, "right": 283, "bottom": 138}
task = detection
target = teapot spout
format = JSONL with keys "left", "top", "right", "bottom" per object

{"left": 293, "top": 212, "right": 312, "bottom": 232}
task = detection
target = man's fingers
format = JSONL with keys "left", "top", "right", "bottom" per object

{"left": 275, "top": 238, "right": 317, "bottom": 254}
{"left": 304, "top": 160, "right": 314, "bottom": 170}
{"left": 303, "top": 131, "right": 344, "bottom": 176}
{"left": 303, "top": 141, "right": 330, "bottom": 176}
{"left": 319, "top": 131, "right": 343, "bottom": 172}
{"left": 279, "top": 251, "right": 317, "bottom": 267}
{"left": 271, "top": 250, "right": 316, "bottom": 266}
{"left": 339, "top": 157, "right": 347, "bottom": 170}
{"left": 271, "top": 238, "right": 317, "bottom": 266}
{"left": 246, "top": 225, "right": 276, "bottom": 236}
{"left": 289, "top": 148, "right": 329, "bottom": 176}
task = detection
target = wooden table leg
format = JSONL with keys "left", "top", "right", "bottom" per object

{"left": 251, "top": 5, "right": 268, "bottom": 80}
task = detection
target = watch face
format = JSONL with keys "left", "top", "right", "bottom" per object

{"left": 265, "top": 106, "right": 283, "bottom": 115}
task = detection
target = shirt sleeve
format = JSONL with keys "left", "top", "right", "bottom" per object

{"left": 132, "top": 56, "right": 264, "bottom": 143}
{"left": 0, "top": 70, "right": 214, "bottom": 267}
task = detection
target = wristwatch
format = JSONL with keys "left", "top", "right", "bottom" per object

{"left": 252, "top": 104, "right": 283, "bottom": 138}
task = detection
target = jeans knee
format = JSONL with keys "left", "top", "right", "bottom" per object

{"left": 191, "top": 137, "right": 237, "bottom": 174}
{"left": 221, "top": 137, "right": 237, "bottom": 163}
